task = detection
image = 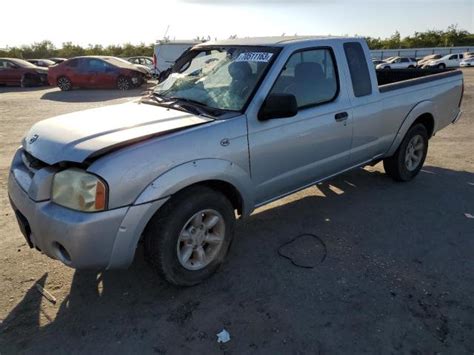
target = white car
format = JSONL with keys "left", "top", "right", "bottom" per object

{"left": 460, "top": 57, "right": 474, "bottom": 67}
{"left": 376, "top": 57, "right": 417, "bottom": 70}
{"left": 114, "top": 57, "right": 152, "bottom": 77}
{"left": 423, "top": 53, "right": 464, "bottom": 69}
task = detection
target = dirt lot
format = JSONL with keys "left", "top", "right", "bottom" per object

{"left": 0, "top": 72, "right": 473, "bottom": 354}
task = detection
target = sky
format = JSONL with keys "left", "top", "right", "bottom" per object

{"left": 0, "top": 0, "right": 472, "bottom": 48}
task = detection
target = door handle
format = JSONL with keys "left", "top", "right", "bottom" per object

{"left": 335, "top": 112, "right": 349, "bottom": 122}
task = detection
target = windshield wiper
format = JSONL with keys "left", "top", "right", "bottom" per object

{"left": 167, "top": 97, "right": 231, "bottom": 117}
{"left": 142, "top": 93, "right": 212, "bottom": 117}
{"left": 143, "top": 93, "right": 229, "bottom": 118}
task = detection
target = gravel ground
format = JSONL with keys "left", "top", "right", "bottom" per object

{"left": 0, "top": 71, "right": 473, "bottom": 354}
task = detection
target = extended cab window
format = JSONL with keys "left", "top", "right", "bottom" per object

{"left": 270, "top": 48, "right": 338, "bottom": 108}
{"left": 343, "top": 42, "right": 372, "bottom": 97}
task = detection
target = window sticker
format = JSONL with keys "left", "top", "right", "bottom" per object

{"left": 235, "top": 52, "right": 273, "bottom": 63}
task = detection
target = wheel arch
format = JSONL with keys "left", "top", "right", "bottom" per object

{"left": 385, "top": 101, "right": 436, "bottom": 157}
{"left": 134, "top": 159, "right": 254, "bottom": 217}
{"left": 105, "top": 160, "right": 253, "bottom": 269}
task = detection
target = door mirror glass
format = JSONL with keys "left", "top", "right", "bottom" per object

{"left": 259, "top": 93, "right": 298, "bottom": 121}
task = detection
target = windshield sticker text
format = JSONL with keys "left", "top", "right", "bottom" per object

{"left": 235, "top": 52, "right": 273, "bottom": 63}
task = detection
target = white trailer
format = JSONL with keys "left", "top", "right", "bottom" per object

{"left": 153, "top": 40, "right": 201, "bottom": 76}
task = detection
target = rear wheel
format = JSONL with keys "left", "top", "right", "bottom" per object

{"left": 117, "top": 76, "right": 132, "bottom": 90}
{"left": 144, "top": 186, "right": 235, "bottom": 286}
{"left": 383, "top": 66, "right": 391, "bottom": 70}
{"left": 437, "top": 63, "right": 446, "bottom": 69}
{"left": 57, "top": 76, "right": 72, "bottom": 91}
{"left": 383, "top": 124, "right": 428, "bottom": 181}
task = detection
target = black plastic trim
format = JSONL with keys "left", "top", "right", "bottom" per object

{"left": 379, "top": 69, "right": 462, "bottom": 93}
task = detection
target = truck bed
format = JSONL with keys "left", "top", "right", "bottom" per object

{"left": 376, "top": 68, "right": 462, "bottom": 93}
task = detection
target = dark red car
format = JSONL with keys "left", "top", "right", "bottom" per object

{"left": 48, "top": 56, "right": 149, "bottom": 91}
{"left": 0, "top": 58, "right": 48, "bottom": 87}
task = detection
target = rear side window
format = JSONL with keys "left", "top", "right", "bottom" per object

{"left": 343, "top": 42, "right": 372, "bottom": 97}
{"left": 65, "top": 59, "right": 79, "bottom": 68}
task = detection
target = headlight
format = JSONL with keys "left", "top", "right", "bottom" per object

{"left": 52, "top": 168, "right": 107, "bottom": 212}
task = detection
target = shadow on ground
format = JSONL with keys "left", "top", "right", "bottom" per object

{"left": 0, "top": 85, "right": 51, "bottom": 93}
{"left": 1, "top": 165, "right": 473, "bottom": 354}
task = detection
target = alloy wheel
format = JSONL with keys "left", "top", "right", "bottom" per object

{"left": 405, "top": 134, "right": 425, "bottom": 171}
{"left": 176, "top": 209, "right": 226, "bottom": 271}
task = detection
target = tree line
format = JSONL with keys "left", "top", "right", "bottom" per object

{"left": 1, "top": 26, "right": 473, "bottom": 59}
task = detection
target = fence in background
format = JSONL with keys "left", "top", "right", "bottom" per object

{"left": 371, "top": 46, "right": 473, "bottom": 60}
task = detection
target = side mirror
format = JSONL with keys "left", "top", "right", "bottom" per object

{"left": 258, "top": 93, "right": 298, "bottom": 121}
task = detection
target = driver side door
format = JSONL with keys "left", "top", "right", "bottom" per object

{"left": 247, "top": 47, "right": 354, "bottom": 205}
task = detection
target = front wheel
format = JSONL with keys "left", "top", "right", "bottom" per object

{"left": 144, "top": 186, "right": 235, "bottom": 286}
{"left": 57, "top": 76, "right": 72, "bottom": 91}
{"left": 383, "top": 124, "right": 428, "bottom": 181}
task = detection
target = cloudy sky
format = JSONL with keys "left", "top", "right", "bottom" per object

{"left": 1, "top": 0, "right": 472, "bottom": 47}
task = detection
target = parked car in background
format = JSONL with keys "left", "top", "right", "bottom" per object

{"left": 127, "top": 56, "right": 153, "bottom": 69}
{"left": 372, "top": 59, "right": 385, "bottom": 66}
{"left": 460, "top": 57, "right": 474, "bottom": 67}
{"left": 0, "top": 58, "right": 48, "bottom": 87}
{"left": 8, "top": 37, "right": 463, "bottom": 286}
{"left": 376, "top": 57, "right": 417, "bottom": 70}
{"left": 49, "top": 57, "right": 67, "bottom": 64}
{"left": 116, "top": 57, "right": 153, "bottom": 77}
{"left": 417, "top": 54, "right": 441, "bottom": 67}
{"left": 48, "top": 56, "right": 149, "bottom": 91}
{"left": 153, "top": 40, "right": 200, "bottom": 76}
{"left": 422, "top": 53, "right": 464, "bottom": 69}
{"left": 27, "top": 59, "right": 56, "bottom": 68}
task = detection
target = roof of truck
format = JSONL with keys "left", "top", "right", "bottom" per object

{"left": 195, "top": 36, "right": 360, "bottom": 47}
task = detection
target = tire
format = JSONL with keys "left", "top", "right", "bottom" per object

{"left": 20, "top": 74, "right": 27, "bottom": 88}
{"left": 383, "top": 124, "right": 429, "bottom": 182}
{"left": 117, "top": 76, "right": 132, "bottom": 90}
{"left": 57, "top": 76, "right": 72, "bottom": 91}
{"left": 437, "top": 63, "right": 446, "bottom": 69}
{"left": 408, "top": 65, "right": 415, "bottom": 69}
{"left": 144, "top": 186, "right": 235, "bottom": 286}
{"left": 383, "top": 66, "right": 391, "bottom": 70}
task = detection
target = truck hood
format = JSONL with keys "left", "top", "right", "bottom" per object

{"left": 22, "top": 101, "right": 213, "bottom": 165}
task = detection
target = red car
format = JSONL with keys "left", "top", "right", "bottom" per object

{"left": 48, "top": 56, "right": 149, "bottom": 91}
{"left": 0, "top": 58, "right": 48, "bottom": 87}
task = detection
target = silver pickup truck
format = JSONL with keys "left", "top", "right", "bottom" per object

{"left": 8, "top": 37, "right": 464, "bottom": 286}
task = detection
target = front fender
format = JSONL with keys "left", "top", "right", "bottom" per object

{"left": 385, "top": 100, "right": 435, "bottom": 157}
{"left": 134, "top": 159, "right": 255, "bottom": 217}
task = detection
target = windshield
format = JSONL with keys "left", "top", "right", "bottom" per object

{"left": 153, "top": 46, "right": 279, "bottom": 111}
{"left": 103, "top": 57, "right": 136, "bottom": 69}
{"left": 9, "top": 58, "right": 37, "bottom": 68}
